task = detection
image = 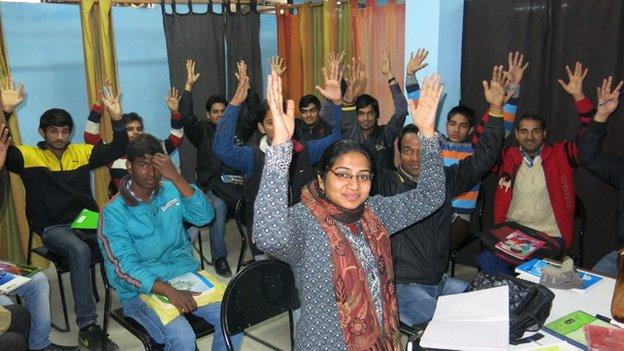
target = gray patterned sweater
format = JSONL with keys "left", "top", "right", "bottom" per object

{"left": 253, "top": 135, "right": 445, "bottom": 350}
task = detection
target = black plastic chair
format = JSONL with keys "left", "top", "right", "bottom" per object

{"left": 26, "top": 227, "right": 100, "bottom": 332}
{"left": 572, "top": 195, "right": 586, "bottom": 267}
{"left": 234, "top": 197, "right": 254, "bottom": 273}
{"left": 99, "top": 247, "right": 215, "bottom": 351}
{"left": 448, "top": 191, "right": 486, "bottom": 277}
{"left": 220, "top": 259, "right": 300, "bottom": 351}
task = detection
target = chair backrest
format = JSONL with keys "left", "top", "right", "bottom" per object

{"left": 220, "top": 259, "right": 300, "bottom": 340}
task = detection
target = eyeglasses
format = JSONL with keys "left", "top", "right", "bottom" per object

{"left": 329, "top": 169, "right": 374, "bottom": 182}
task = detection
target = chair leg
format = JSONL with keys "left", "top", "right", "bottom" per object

{"left": 56, "top": 270, "right": 71, "bottom": 332}
{"left": 102, "top": 288, "right": 111, "bottom": 351}
{"left": 27, "top": 231, "right": 34, "bottom": 265}
{"left": 237, "top": 239, "right": 247, "bottom": 273}
{"left": 197, "top": 230, "right": 205, "bottom": 270}
{"left": 92, "top": 266, "right": 100, "bottom": 303}
{"left": 288, "top": 310, "right": 295, "bottom": 349}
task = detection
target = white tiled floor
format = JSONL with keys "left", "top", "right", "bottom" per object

{"left": 35, "top": 219, "right": 478, "bottom": 350}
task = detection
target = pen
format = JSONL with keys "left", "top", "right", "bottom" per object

{"left": 598, "top": 90, "right": 624, "bottom": 107}
{"left": 596, "top": 314, "right": 612, "bottom": 323}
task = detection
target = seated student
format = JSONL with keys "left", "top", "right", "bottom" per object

{"left": 322, "top": 49, "right": 408, "bottom": 172}
{"left": 578, "top": 76, "right": 624, "bottom": 277}
{"left": 0, "top": 79, "right": 123, "bottom": 350}
{"left": 254, "top": 71, "right": 445, "bottom": 350}
{"left": 178, "top": 59, "right": 258, "bottom": 277}
{"left": 294, "top": 94, "right": 331, "bottom": 142}
{"left": 213, "top": 60, "right": 343, "bottom": 258}
{"left": 97, "top": 134, "right": 241, "bottom": 351}
{"left": 476, "top": 62, "right": 597, "bottom": 274}
{"left": 0, "top": 304, "right": 29, "bottom": 351}
{"left": 375, "top": 68, "right": 508, "bottom": 327}
{"left": 84, "top": 84, "right": 183, "bottom": 192}
{"left": 0, "top": 271, "right": 78, "bottom": 350}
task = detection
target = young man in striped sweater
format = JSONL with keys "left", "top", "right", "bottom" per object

{"left": 407, "top": 52, "right": 527, "bottom": 248}
{"left": 84, "top": 85, "right": 184, "bottom": 193}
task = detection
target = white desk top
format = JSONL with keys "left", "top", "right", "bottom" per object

{"left": 510, "top": 270, "right": 616, "bottom": 350}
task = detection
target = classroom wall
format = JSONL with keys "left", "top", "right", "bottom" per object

{"left": 1, "top": 2, "right": 277, "bottom": 165}
{"left": 404, "top": 0, "right": 464, "bottom": 131}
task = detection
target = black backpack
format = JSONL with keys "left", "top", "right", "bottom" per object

{"left": 466, "top": 272, "right": 555, "bottom": 344}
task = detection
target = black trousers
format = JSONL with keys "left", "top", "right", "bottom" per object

{"left": 0, "top": 304, "right": 30, "bottom": 351}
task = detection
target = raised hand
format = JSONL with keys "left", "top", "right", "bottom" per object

{"left": 327, "top": 51, "right": 345, "bottom": 72}
{"left": 406, "top": 48, "right": 429, "bottom": 76}
{"left": 506, "top": 51, "right": 529, "bottom": 86}
{"left": 184, "top": 59, "right": 201, "bottom": 92}
{"left": 0, "top": 124, "right": 11, "bottom": 169}
{"left": 165, "top": 87, "right": 181, "bottom": 113}
{"left": 101, "top": 83, "right": 122, "bottom": 121}
{"left": 483, "top": 65, "right": 512, "bottom": 112}
{"left": 381, "top": 48, "right": 395, "bottom": 81}
{"left": 343, "top": 56, "right": 366, "bottom": 104}
{"left": 230, "top": 60, "right": 250, "bottom": 106}
{"left": 267, "top": 72, "right": 295, "bottom": 146}
{"left": 316, "top": 58, "right": 344, "bottom": 105}
{"left": 408, "top": 74, "right": 443, "bottom": 138}
{"left": 595, "top": 76, "right": 624, "bottom": 122}
{"left": 558, "top": 61, "right": 588, "bottom": 101}
{"left": 0, "top": 76, "right": 26, "bottom": 114}
{"left": 269, "top": 55, "right": 287, "bottom": 76}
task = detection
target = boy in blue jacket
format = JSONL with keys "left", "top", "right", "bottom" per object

{"left": 97, "top": 134, "right": 241, "bottom": 351}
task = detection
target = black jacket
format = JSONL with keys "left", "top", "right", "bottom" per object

{"left": 579, "top": 120, "right": 624, "bottom": 245}
{"left": 376, "top": 116, "right": 504, "bottom": 284}
{"left": 294, "top": 118, "right": 331, "bottom": 142}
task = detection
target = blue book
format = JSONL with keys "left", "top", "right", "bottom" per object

{"left": 516, "top": 259, "right": 602, "bottom": 290}
{"left": 0, "top": 271, "right": 30, "bottom": 294}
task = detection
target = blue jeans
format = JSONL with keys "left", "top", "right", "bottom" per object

{"left": 396, "top": 275, "right": 468, "bottom": 326}
{"left": 122, "top": 297, "right": 242, "bottom": 351}
{"left": 206, "top": 190, "right": 228, "bottom": 260}
{"left": 593, "top": 250, "right": 618, "bottom": 277}
{"left": 41, "top": 224, "right": 98, "bottom": 328}
{"left": 0, "top": 271, "right": 51, "bottom": 349}
{"left": 476, "top": 249, "right": 514, "bottom": 275}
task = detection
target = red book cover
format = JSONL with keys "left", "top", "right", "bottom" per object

{"left": 494, "top": 229, "right": 546, "bottom": 260}
{"left": 584, "top": 324, "right": 624, "bottom": 351}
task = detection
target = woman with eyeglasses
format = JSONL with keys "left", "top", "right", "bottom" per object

{"left": 253, "top": 71, "right": 446, "bottom": 351}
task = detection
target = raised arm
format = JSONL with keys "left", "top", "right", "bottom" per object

{"left": 380, "top": 48, "right": 408, "bottom": 142}
{"left": 367, "top": 74, "right": 446, "bottom": 234}
{"left": 321, "top": 53, "right": 363, "bottom": 132}
{"left": 163, "top": 87, "right": 184, "bottom": 155}
{"left": 307, "top": 59, "right": 344, "bottom": 163}
{"left": 253, "top": 72, "right": 303, "bottom": 263}
{"left": 578, "top": 76, "right": 624, "bottom": 188}
{"left": 0, "top": 125, "right": 11, "bottom": 169}
{"left": 405, "top": 48, "right": 429, "bottom": 105}
{"left": 213, "top": 60, "right": 254, "bottom": 178}
{"left": 0, "top": 78, "right": 25, "bottom": 172}
{"left": 84, "top": 94, "right": 104, "bottom": 145}
{"left": 179, "top": 59, "right": 205, "bottom": 148}
{"left": 89, "top": 88, "right": 129, "bottom": 168}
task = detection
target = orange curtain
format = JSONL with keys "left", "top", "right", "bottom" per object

{"left": 351, "top": 0, "right": 405, "bottom": 124}
{"left": 276, "top": 6, "right": 303, "bottom": 108}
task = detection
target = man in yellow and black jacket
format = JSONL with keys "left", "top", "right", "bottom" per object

{"left": 0, "top": 81, "right": 125, "bottom": 350}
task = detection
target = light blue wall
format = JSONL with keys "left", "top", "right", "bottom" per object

{"left": 404, "top": 0, "right": 463, "bottom": 132}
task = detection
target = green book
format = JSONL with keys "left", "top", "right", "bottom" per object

{"left": 543, "top": 310, "right": 614, "bottom": 350}
{"left": 71, "top": 208, "right": 99, "bottom": 230}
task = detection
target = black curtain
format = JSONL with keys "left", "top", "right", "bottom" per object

{"left": 225, "top": 4, "right": 263, "bottom": 98}
{"left": 461, "top": 0, "right": 624, "bottom": 267}
{"left": 163, "top": 3, "right": 226, "bottom": 182}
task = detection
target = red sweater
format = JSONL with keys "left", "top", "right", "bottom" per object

{"left": 493, "top": 98, "right": 595, "bottom": 249}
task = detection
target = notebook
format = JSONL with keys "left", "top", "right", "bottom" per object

{"left": 71, "top": 208, "right": 99, "bottom": 230}
{"left": 516, "top": 259, "right": 603, "bottom": 291}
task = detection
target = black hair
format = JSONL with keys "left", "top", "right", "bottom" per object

{"left": 317, "top": 140, "right": 374, "bottom": 180}
{"left": 127, "top": 133, "right": 163, "bottom": 162}
{"left": 252, "top": 100, "right": 270, "bottom": 126}
{"left": 354, "top": 94, "right": 380, "bottom": 119}
{"left": 299, "top": 94, "right": 321, "bottom": 111}
{"left": 447, "top": 105, "right": 475, "bottom": 127}
{"left": 205, "top": 95, "right": 228, "bottom": 112}
{"left": 121, "top": 113, "right": 144, "bottom": 127}
{"left": 39, "top": 108, "right": 74, "bottom": 131}
{"left": 516, "top": 113, "right": 547, "bottom": 130}
{"left": 397, "top": 124, "right": 419, "bottom": 151}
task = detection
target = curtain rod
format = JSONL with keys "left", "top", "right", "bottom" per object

{"left": 40, "top": 1, "right": 332, "bottom": 10}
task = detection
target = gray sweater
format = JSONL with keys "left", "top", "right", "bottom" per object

{"left": 253, "top": 136, "right": 445, "bottom": 350}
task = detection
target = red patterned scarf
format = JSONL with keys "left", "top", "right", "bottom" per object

{"left": 301, "top": 182, "right": 400, "bottom": 351}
